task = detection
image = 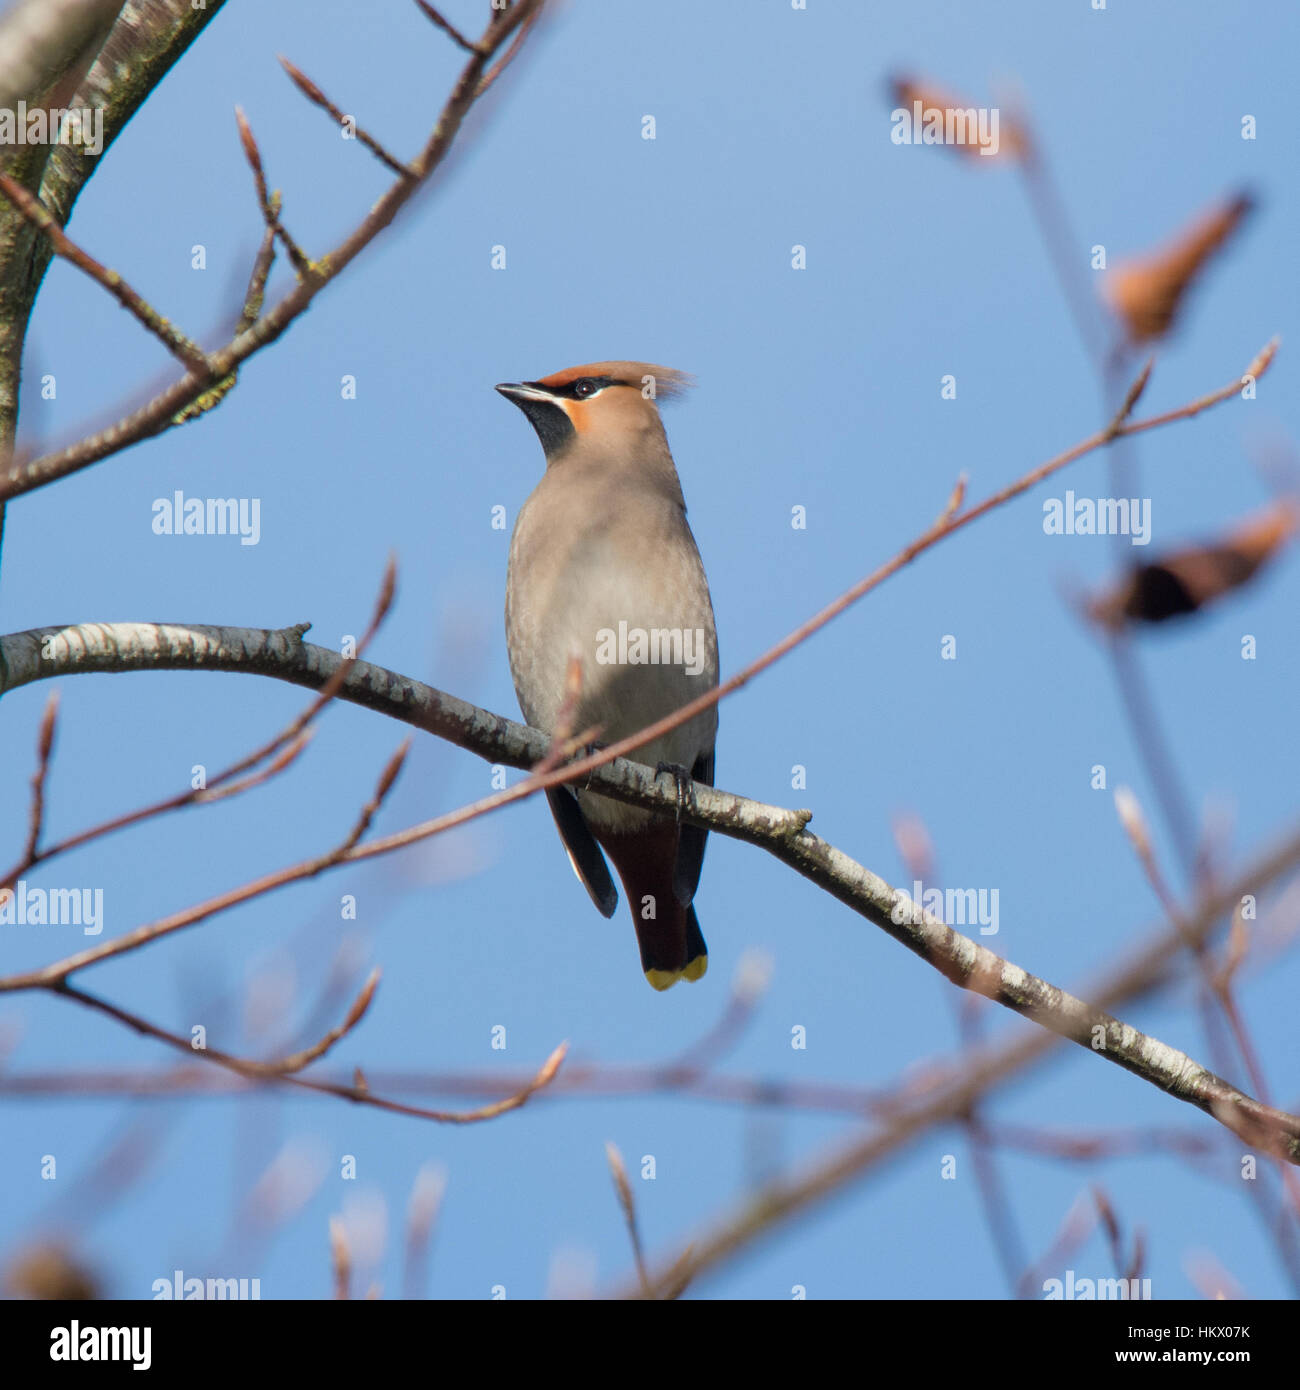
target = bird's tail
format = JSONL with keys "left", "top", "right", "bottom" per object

{"left": 598, "top": 821, "right": 708, "bottom": 990}
{"left": 640, "top": 902, "right": 708, "bottom": 991}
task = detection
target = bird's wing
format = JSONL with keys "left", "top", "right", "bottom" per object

{"left": 545, "top": 787, "right": 618, "bottom": 917}
{"left": 672, "top": 750, "right": 713, "bottom": 907}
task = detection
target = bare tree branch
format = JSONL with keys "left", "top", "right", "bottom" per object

{"left": 0, "top": 0, "right": 543, "bottom": 503}
{"left": 50, "top": 975, "right": 568, "bottom": 1125}
{"left": 0, "top": 169, "right": 213, "bottom": 372}
{"left": 617, "top": 826, "right": 1300, "bottom": 1297}
{"left": 0, "top": 557, "right": 396, "bottom": 893}
{"left": 2, "top": 608, "right": 1298, "bottom": 1163}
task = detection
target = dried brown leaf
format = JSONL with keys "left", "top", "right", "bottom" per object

{"left": 1104, "top": 194, "right": 1254, "bottom": 342}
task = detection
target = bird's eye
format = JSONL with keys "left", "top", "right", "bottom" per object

{"left": 573, "top": 379, "right": 598, "bottom": 399}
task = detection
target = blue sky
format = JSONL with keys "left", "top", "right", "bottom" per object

{"left": 1, "top": 0, "right": 1297, "bottom": 1299}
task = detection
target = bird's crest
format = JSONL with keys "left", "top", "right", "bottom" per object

{"left": 534, "top": 361, "right": 694, "bottom": 402}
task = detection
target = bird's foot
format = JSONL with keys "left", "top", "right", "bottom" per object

{"left": 655, "top": 761, "right": 694, "bottom": 823}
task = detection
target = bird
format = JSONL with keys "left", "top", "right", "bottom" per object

{"left": 499, "top": 361, "right": 719, "bottom": 990}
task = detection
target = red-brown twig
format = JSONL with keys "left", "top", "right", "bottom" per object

{"left": 1, "top": 734, "right": 310, "bottom": 898}
{"left": 278, "top": 57, "right": 415, "bottom": 180}
{"left": 0, "top": 173, "right": 212, "bottom": 376}
{"left": 20, "top": 691, "right": 58, "bottom": 866}
{"left": 0, "top": 558, "right": 396, "bottom": 895}
{"left": 51, "top": 974, "right": 567, "bottom": 1124}
{"left": 413, "top": 0, "right": 481, "bottom": 54}
{"left": 55, "top": 968, "right": 378, "bottom": 1081}
{"left": 233, "top": 106, "right": 312, "bottom": 276}
{"left": 476, "top": 1, "right": 544, "bottom": 98}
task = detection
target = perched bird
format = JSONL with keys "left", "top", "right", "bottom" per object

{"left": 499, "top": 361, "right": 719, "bottom": 990}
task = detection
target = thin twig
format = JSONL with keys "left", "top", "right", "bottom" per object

{"left": 0, "top": 557, "right": 395, "bottom": 892}
{"left": 278, "top": 57, "right": 416, "bottom": 179}
{"left": 0, "top": 173, "right": 212, "bottom": 376}
{"left": 413, "top": 0, "right": 481, "bottom": 54}
{"left": 233, "top": 107, "right": 312, "bottom": 276}
{"left": 238, "top": 220, "right": 278, "bottom": 335}
{"left": 606, "top": 1143, "right": 650, "bottom": 1296}
{"left": 20, "top": 691, "right": 58, "bottom": 865}
{"left": 53, "top": 976, "right": 568, "bottom": 1124}
{"left": 0, "top": 731, "right": 311, "bottom": 896}
{"left": 476, "top": 2, "right": 543, "bottom": 98}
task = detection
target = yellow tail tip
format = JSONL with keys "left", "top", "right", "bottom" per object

{"left": 644, "top": 955, "right": 708, "bottom": 991}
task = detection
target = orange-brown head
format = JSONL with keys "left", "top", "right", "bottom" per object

{"left": 495, "top": 360, "right": 692, "bottom": 463}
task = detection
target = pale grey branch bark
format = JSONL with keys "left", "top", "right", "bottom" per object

{"left": 3, "top": 617, "right": 1297, "bottom": 1167}
{"left": 624, "top": 828, "right": 1300, "bottom": 1297}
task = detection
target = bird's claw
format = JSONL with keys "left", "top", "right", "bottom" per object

{"left": 655, "top": 761, "right": 693, "bottom": 824}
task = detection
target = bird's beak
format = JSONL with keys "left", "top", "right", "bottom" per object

{"left": 495, "top": 381, "right": 555, "bottom": 405}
